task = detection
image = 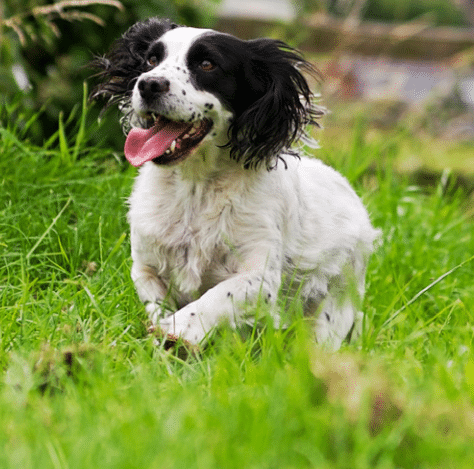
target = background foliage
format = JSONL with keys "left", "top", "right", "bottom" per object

{"left": 0, "top": 0, "right": 220, "bottom": 147}
{"left": 1, "top": 0, "right": 471, "bottom": 149}
{"left": 310, "top": 0, "right": 470, "bottom": 26}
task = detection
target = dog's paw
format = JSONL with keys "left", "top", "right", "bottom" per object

{"left": 158, "top": 305, "right": 208, "bottom": 345}
{"left": 148, "top": 324, "right": 200, "bottom": 358}
{"left": 348, "top": 311, "right": 364, "bottom": 343}
{"left": 145, "top": 302, "right": 161, "bottom": 324}
{"left": 145, "top": 301, "right": 175, "bottom": 324}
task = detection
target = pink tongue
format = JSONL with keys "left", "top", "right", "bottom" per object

{"left": 124, "top": 121, "right": 190, "bottom": 167}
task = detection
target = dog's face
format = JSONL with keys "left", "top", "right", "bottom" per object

{"left": 92, "top": 18, "right": 323, "bottom": 169}
{"left": 125, "top": 26, "right": 237, "bottom": 166}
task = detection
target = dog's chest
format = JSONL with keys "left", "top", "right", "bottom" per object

{"left": 129, "top": 171, "right": 246, "bottom": 293}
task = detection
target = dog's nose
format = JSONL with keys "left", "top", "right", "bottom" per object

{"left": 138, "top": 77, "right": 170, "bottom": 101}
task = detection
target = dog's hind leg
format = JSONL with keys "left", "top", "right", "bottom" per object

{"left": 311, "top": 260, "right": 367, "bottom": 351}
{"left": 313, "top": 293, "right": 361, "bottom": 351}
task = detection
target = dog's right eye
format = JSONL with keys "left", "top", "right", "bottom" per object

{"left": 145, "top": 41, "right": 165, "bottom": 68}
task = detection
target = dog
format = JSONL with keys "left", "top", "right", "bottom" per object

{"left": 91, "top": 17, "right": 380, "bottom": 350}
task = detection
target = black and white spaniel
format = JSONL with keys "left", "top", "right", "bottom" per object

{"left": 91, "top": 18, "right": 380, "bottom": 350}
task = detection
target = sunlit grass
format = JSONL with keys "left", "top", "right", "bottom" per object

{"left": 1, "top": 104, "right": 474, "bottom": 468}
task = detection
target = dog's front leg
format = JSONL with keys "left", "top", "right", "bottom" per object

{"left": 158, "top": 271, "right": 280, "bottom": 345}
{"left": 131, "top": 261, "right": 173, "bottom": 323}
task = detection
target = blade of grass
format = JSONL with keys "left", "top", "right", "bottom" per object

{"left": 58, "top": 111, "right": 71, "bottom": 164}
{"left": 20, "top": 103, "right": 47, "bottom": 138}
{"left": 26, "top": 197, "right": 72, "bottom": 261}
{"left": 103, "top": 232, "right": 127, "bottom": 267}
{"left": 73, "top": 82, "right": 89, "bottom": 160}
{"left": 0, "top": 128, "right": 35, "bottom": 156}
{"left": 383, "top": 254, "right": 474, "bottom": 328}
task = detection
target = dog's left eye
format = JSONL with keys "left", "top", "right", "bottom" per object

{"left": 200, "top": 60, "right": 216, "bottom": 71}
{"left": 147, "top": 56, "right": 159, "bottom": 68}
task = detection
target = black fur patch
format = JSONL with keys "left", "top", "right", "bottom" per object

{"left": 186, "top": 33, "right": 323, "bottom": 169}
{"left": 90, "top": 18, "right": 177, "bottom": 107}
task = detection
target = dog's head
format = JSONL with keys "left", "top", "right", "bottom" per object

{"left": 91, "top": 18, "right": 323, "bottom": 169}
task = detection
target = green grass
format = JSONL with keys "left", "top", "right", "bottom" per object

{"left": 1, "top": 104, "right": 474, "bottom": 468}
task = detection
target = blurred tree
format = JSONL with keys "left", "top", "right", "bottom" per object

{"left": 362, "top": 0, "right": 469, "bottom": 26}
{"left": 303, "top": 0, "right": 469, "bottom": 26}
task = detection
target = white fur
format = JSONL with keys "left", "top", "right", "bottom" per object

{"left": 126, "top": 28, "right": 380, "bottom": 349}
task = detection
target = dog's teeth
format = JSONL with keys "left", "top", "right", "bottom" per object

{"left": 184, "top": 125, "right": 199, "bottom": 138}
{"left": 170, "top": 140, "right": 176, "bottom": 153}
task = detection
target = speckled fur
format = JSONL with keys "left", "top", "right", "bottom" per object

{"left": 93, "top": 20, "right": 380, "bottom": 349}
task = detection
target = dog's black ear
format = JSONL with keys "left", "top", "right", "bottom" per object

{"left": 90, "top": 18, "right": 178, "bottom": 106}
{"left": 228, "top": 39, "right": 323, "bottom": 170}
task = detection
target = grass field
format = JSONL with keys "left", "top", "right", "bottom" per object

{"left": 1, "top": 100, "right": 474, "bottom": 468}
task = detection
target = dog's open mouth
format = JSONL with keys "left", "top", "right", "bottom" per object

{"left": 124, "top": 114, "right": 213, "bottom": 167}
